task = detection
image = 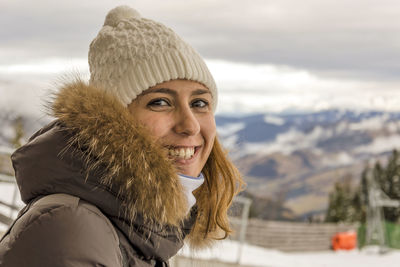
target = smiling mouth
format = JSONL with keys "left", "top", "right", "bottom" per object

{"left": 166, "top": 146, "right": 198, "bottom": 160}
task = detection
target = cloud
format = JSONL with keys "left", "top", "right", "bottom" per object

{"left": 1, "top": 0, "right": 400, "bottom": 80}
{"left": 0, "top": 74, "right": 52, "bottom": 118}
{"left": 207, "top": 60, "right": 400, "bottom": 114}
{"left": 0, "top": 58, "right": 88, "bottom": 74}
{"left": 0, "top": 58, "right": 89, "bottom": 118}
{"left": 1, "top": 0, "right": 400, "bottom": 115}
{"left": 2, "top": 58, "right": 400, "bottom": 116}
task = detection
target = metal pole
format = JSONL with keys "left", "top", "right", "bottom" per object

{"left": 235, "top": 196, "right": 252, "bottom": 265}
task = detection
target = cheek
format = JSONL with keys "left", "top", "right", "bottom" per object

{"left": 201, "top": 117, "right": 217, "bottom": 148}
{"left": 137, "top": 115, "right": 171, "bottom": 140}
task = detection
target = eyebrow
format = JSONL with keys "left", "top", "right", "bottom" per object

{"left": 140, "top": 87, "right": 211, "bottom": 97}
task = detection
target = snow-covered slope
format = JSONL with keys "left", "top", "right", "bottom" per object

{"left": 178, "top": 240, "right": 400, "bottom": 267}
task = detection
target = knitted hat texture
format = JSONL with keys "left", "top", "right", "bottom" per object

{"left": 89, "top": 6, "right": 217, "bottom": 110}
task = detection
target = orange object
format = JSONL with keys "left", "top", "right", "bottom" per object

{"left": 331, "top": 231, "right": 357, "bottom": 250}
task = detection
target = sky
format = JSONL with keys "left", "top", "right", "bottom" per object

{"left": 1, "top": 0, "right": 400, "bottom": 116}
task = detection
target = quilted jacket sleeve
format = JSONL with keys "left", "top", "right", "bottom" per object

{"left": 0, "top": 195, "right": 122, "bottom": 267}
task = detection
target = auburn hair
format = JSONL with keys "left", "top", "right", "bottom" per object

{"left": 188, "top": 137, "right": 245, "bottom": 247}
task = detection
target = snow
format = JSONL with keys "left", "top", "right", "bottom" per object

{"left": 354, "top": 135, "right": 400, "bottom": 154}
{"left": 179, "top": 240, "right": 400, "bottom": 267}
{"left": 0, "top": 183, "right": 22, "bottom": 232}
{"left": 264, "top": 115, "right": 285, "bottom": 126}
{"left": 217, "top": 122, "right": 246, "bottom": 137}
{"left": 241, "top": 126, "right": 333, "bottom": 156}
{"left": 348, "top": 114, "right": 390, "bottom": 131}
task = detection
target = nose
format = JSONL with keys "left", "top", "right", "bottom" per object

{"left": 173, "top": 106, "right": 200, "bottom": 136}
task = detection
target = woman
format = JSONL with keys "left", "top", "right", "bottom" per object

{"left": 0, "top": 5, "right": 244, "bottom": 267}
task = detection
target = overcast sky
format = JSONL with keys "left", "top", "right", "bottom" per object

{"left": 1, "top": 0, "right": 400, "bottom": 116}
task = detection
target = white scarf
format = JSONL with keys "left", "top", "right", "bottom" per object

{"left": 178, "top": 173, "right": 204, "bottom": 213}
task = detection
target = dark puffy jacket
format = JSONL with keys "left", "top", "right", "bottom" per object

{"left": 0, "top": 81, "right": 209, "bottom": 266}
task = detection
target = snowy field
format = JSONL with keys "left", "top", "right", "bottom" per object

{"left": 179, "top": 240, "right": 400, "bottom": 267}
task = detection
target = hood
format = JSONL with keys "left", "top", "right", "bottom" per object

{"left": 12, "top": 80, "right": 210, "bottom": 253}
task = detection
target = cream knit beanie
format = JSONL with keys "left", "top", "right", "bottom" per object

{"left": 89, "top": 5, "right": 217, "bottom": 110}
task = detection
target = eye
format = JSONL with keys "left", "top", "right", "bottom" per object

{"left": 147, "top": 98, "right": 171, "bottom": 110}
{"left": 191, "top": 99, "right": 209, "bottom": 109}
{"left": 149, "top": 98, "right": 169, "bottom": 106}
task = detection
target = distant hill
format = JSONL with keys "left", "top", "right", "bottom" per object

{"left": 217, "top": 110, "right": 400, "bottom": 220}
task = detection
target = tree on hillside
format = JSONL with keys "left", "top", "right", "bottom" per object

{"left": 10, "top": 116, "right": 24, "bottom": 148}
{"left": 379, "top": 150, "right": 400, "bottom": 222}
{"left": 351, "top": 168, "right": 369, "bottom": 222}
{"left": 327, "top": 150, "right": 400, "bottom": 224}
{"left": 325, "top": 175, "right": 357, "bottom": 223}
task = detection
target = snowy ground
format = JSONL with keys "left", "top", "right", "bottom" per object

{"left": 0, "top": 183, "right": 23, "bottom": 232}
{"left": 179, "top": 240, "right": 400, "bottom": 267}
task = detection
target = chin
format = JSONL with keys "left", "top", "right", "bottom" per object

{"left": 177, "top": 167, "right": 200, "bottom": 177}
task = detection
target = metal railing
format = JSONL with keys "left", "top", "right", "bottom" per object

{"left": 229, "top": 195, "right": 252, "bottom": 264}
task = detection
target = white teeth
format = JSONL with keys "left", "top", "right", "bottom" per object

{"left": 179, "top": 149, "right": 185, "bottom": 158}
{"left": 185, "top": 148, "right": 191, "bottom": 159}
{"left": 168, "top": 147, "right": 195, "bottom": 159}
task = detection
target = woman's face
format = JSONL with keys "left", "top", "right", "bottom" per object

{"left": 128, "top": 79, "right": 216, "bottom": 177}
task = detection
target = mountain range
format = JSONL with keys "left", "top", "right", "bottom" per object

{"left": 2, "top": 109, "right": 400, "bottom": 221}
{"left": 216, "top": 110, "right": 400, "bottom": 220}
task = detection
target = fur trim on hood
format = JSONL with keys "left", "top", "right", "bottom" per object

{"left": 51, "top": 79, "right": 189, "bottom": 229}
